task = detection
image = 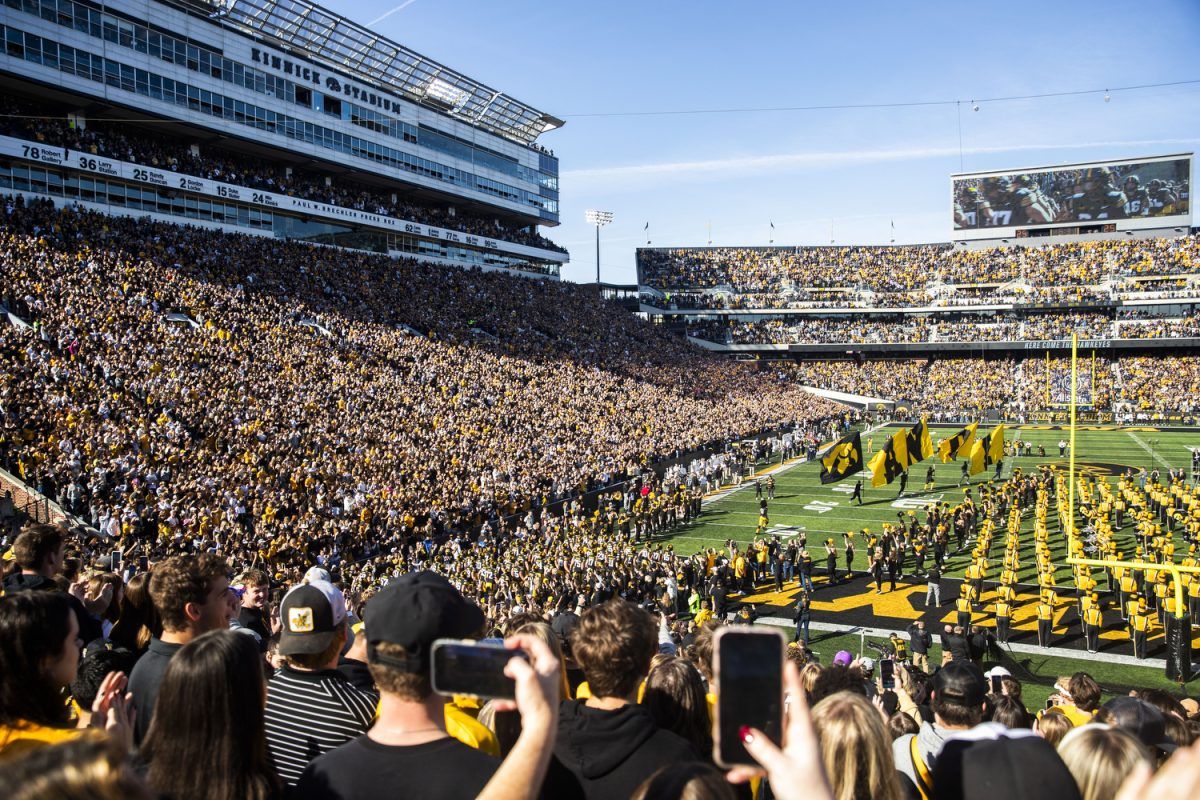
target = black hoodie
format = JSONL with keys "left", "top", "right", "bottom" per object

{"left": 3, "top": 572, "right": 105, "bottom": 644}
{"left": 543, "top": 699, "right": 700, "bottom": 800}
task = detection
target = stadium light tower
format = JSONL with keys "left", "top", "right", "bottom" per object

{"left": 585, "top": 210, "right": 613, "bottom": 291}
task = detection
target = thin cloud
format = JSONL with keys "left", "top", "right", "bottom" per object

{"left": 368, "top": 0, "right": 420, "bottom": 26}
{"left": 563, "top": 138, "right": 1200, "bottom": 185}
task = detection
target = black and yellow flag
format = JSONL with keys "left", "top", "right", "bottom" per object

{"left": 989, "top": 423, "right": 1005, "bottom": 463}
{"left": 968, "top": 425, "right": 1006, "bottom": 476}
{"left": 938, "top": 421, "right": 978, "bottom": 463}
{"left": 819, "top": 431, "right": 864, "bottom": 485}
{"left": 902, "top": 418, "right": 935, "bottom": 467}
{"left": 868, "top": 435, "right": 907, "bottom": 488}
{"left": 968, "top": 435, "right": 989, "bottom": 475}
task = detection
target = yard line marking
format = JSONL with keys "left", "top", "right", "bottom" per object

{"left": 1126, "top": 431, "right": 1172, "bottom": 469}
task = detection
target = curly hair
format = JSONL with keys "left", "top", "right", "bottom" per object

{"left": 573, "top": 600, "right": 657, "bottom": 699}
{"left": 11, "top": 524, "right": 65, "bottom": 571}
{"left": 148, "top": 554, "right": 229, "bottom": 632}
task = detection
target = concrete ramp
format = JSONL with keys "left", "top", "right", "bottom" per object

{"left": 799, "top": 385, "right": 894, "bottom": 410}
{"left": 164, "top": 312, "right": 200, "bottom": 329}
{"left": 300, "top": 319, "right": 332, "bottom": 337}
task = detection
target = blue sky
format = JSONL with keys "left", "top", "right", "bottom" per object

{"left": 332, "top": 0, "right": 1200, "bottom": 283}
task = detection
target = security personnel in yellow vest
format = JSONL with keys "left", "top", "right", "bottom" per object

{"left": 956, "top": 587, "right": 973, "bottom": 630}
{"left": 1036, "top": 596, "right": 1054, "bottom": 647}
{"left": 1130, "top": 602, "right": 1151, "bottom": 660}
{"left": 994, "top": 598, "right": 1013, "bottom": 644}
{"left": 1082, "top": 598, "right": 1103, "bottom": 653}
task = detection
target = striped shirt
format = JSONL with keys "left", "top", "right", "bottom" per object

{"left": 264, "top": 666, "right": 378, "bottom": 787}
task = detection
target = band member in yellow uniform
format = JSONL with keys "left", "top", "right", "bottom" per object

{"left": 1082, "top": 597, "right": 1103, "bottom": 653}
{"left": 1130, "top": 600, "right": 1151, "bottom": 660}
{"left": 1036, "top": 594, "right": 1054, "bottom": 647}
{"left": 993, "top": 597, "right": 1013, "bottom": 645}
{"left": 956, "top": 586, "right": 973, "bottom": 630}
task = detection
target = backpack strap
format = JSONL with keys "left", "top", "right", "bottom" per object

{"left": 909, "top": 734, "right": 933, "bottom": 800}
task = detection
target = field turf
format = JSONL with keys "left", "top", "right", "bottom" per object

{"left": 655, "top": 423, "right": 1200, "bottom": 687}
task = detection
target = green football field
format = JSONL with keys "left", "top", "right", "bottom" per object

{"left": 661, "top": 423, "right": 1197, "bottom": 569}
{"left": 654, "top": 422, "right": 1200, "bottom": 685}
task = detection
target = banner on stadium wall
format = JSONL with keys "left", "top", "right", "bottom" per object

{"left": 0, "top": 135, "right": 564, "bottom": 262}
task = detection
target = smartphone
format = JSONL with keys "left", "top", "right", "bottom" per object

{"left": 138, "top": 555, "right": 149, "bottom": 572}
{"left": 990, "top": 675, "right": 1003, "bottom": 694}
{"left": 713, "top": 627, "right": 785, "bottom": 768}
{"left": 430, "top": 640, "right": 526, "bottom": 700}
{"left": 881, "top": 659, "right": 895, "bottom": 689}
{"left": 111, "top": 549, "right": 122, "bottom": 571}
{"left": 1045, "top": 697, "right": 1055, "bottom": 710}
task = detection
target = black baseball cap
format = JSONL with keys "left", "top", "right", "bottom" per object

{"left": 364, "top": 571, "right": 485, "bottom": 673}
{"left": 279, "top": 580, "right": 347, "bottom": 656}
{"left": 935, "top": 734, "right": 1082, "bottom": 800}
{"left": 933, "top": 660, "right": 987, "bottom": 707}
{"left": 1101, "top": 696, "right": 1179, "bottom": 753}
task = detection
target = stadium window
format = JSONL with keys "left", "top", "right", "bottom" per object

{"left": 322, "top": 95, "right": 342, "bottom": 117}
{"left": 6, "top": 28, "right": 24, "bottom": 58}
{"left": 117, "top": 19, "right": 134, "bottom": 49}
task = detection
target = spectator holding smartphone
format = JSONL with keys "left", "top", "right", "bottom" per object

{"left": 293, "top": 571, "right": 500, "bottom": 799}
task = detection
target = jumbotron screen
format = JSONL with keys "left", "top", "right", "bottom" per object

{"left": 952, "top": 154, "right": 1191, "bottom": 233}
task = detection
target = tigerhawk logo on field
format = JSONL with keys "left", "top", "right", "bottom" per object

{"left": 1046, "top": 460, "right": 1138, "bottom": 477}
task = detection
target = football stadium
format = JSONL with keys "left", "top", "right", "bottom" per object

{"left": 1, "top": 0, "right": 1199, "bottom": 798}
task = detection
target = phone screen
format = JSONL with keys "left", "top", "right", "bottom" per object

{"left": 138, "top": 555, "right": 149, "bottom": 571}
{"left": 431, "top": 640, "right": 525, "bottom": 700}
{"left": 990, "top": 675, "right": 1003, "bottom": 694}
{"left": 881, "top": 659, "right": 895, "bottom": 689}
{"left": 715, "top": 628, "right": 784, "bottom": 768}
{"left": 111, "top": 549, "right": 122, "bottom": 570}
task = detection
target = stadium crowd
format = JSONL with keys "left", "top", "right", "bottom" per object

{"left": 1118, "top": 313, "right": 1200, "bottom": 339}
{"left": 687, "top": 312, "right": 1130, "bottom": 345}
{"left": 639, "top": 237, "right": 1200, "bottom": 297}
{"left": 3, "top": 518, "right": 1200, "bottom": 800}
{"left": 0, "top": 196, "right": 846, "bottom": 587}
{"left": 781, "top": 355, "right": 1200, "bottom": 418}
{"left": 0, "top": 100, "right": 567, "bottom": 254}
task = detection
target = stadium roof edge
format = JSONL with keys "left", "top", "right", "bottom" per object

{"left": 197, "top": 0, "right": 563, "bottom": 145}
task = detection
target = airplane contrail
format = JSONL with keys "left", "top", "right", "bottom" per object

{"left": 368, "top": 0, "right": 419, "bottom": 26}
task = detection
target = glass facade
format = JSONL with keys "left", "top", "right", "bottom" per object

{"left": 0, "top": 0, "right": 559, "bottom": 217}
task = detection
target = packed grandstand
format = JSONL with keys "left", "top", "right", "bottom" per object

{"left": 2, "top": 0, "right": 1200, "bottom": 799}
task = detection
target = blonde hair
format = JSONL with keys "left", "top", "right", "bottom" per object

{"left": 800, "top": 662, "right": 823, "bottom": 695}
{"left": 1058, "top": 726, "right": 1151, "bottom": 800}
{"left": 1035, "top": 710, "right": 1074, "bottom": 748}
{"left": 0, "top": 732, "right": 152, "bottom": 800}
{"left": 513, "top": 621, "right": 570, "bottom": 702}
{"left": 811, "top": 691, "right": 904, "bottom": 800}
